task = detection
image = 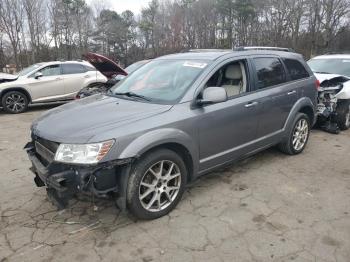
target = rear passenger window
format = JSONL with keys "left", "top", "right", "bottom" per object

{"left": 253, "top": 58, "right": 286, "bottom": 89}
{"left": 283, "top": 58, "right": 309, "bottom": 80}
{"left": 62, "top": 64, "right": 87, "bottom": 74}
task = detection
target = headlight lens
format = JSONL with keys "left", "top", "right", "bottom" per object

{"left": 54, "top": 140, "right": 114, "bottom": 164}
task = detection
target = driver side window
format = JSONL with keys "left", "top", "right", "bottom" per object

{"left": 205, "top": 60, "right": 248, "bottom": 98}
{"left": 37, "top": 65, "right": 61, "bottom": 77}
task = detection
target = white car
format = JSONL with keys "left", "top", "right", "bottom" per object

{"left": 0, "top": 60, "right": 107, "bottom": 113}
{"left": 308, "top": 54, "right": 350, "bottom": 132}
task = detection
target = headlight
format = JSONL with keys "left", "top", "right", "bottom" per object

{"left": 54, "top": 140, "right": 114, "bottom": 164}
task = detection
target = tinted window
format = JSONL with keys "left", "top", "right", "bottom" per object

{"left": 38, "top": 65, "right": 61, "bottom": 77}
{"left": 62, "top": 64, "right": 87, "bottom": 74}
{"left": 253, "top": 58, "right": 286, "bottom": 89}
{"left": 283, "top": 59, "right": 309, "bottom": 80}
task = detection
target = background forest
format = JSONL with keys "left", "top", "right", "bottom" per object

{"left": 0, "top": 0, "right": 349, "bottom": 70}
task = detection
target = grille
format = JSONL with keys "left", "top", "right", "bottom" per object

{"left": 36, "top": 137, "right": 59, "bottom": 153}
{"left": 34, "top": 137, "right": 60, "bottom": 165}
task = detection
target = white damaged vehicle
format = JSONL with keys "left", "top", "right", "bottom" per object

{"left": 0, "top": 60, "right": 108, "bottom": 114}
{"left": 308, "top": 54, "right": 350, "bottom": 133}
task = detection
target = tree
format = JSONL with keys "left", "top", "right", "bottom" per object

{"left": 0, "top": 0, "right": 24, "bottom": 68}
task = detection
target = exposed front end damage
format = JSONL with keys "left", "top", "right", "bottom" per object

{"left": 24, "top": 138, "right": 133, "bottom": 210}
{"left": 0, "top": 73, "right": 18, "bottom": 84}
{"left": 315, "top": 73, "right": 350, "bottom": 133}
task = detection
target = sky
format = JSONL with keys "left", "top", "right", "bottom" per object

{"left": 87, "top": 0, "right": 150, "bottom": 15}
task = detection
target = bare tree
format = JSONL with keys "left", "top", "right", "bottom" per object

{"left": 0, "top": 0, "right": 25, "bottom": 68}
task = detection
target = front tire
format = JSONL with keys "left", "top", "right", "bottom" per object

{"left": 335, "top": 100, "right": 350, "bottom": 130}
{"left": 279, "top": 113, "right": 311, "bottom": 155}
{"left": 1, "top": 91, "right": 28, "bottom": 114}
{"left": 127, "top": 149, "right": 187, "bottom": 220}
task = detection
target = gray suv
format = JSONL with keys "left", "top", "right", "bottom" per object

{"left": 25, "top": 47, "right": 318, "bottom": 219}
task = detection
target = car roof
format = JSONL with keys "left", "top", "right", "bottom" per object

{"left": 38, "top": 60, "right": 92, "bottom": 66}
{"left": 311, "top": 54, "right": 350, "bottom": 59}
{"left": 156, "top": 49, "right": 303, "bottom": 61}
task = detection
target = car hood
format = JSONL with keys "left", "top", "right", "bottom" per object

{"left": 32, "top": 94, "right": 172, "bottom": 143}
{"left": 0, "top": 72, "right": 18, "bottom": 83}
{"left": 314, "top": 73, "right": 350, "bottom": 83}
{"left": 83, "top": 52, "right": 127, "bottom": 79}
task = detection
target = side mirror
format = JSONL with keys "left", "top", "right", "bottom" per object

{"left": 197, "top": 87, "right": 227, "bottom": 106}
{"left": 34, "top": 72, "right": 43, "bottom": 79}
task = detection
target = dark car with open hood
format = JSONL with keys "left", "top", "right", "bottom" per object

{"left": 75, "top": 58, "right": 150, "bottom": 99}
{"left": 25, "top": 47, "right": 318, "bottom": 220}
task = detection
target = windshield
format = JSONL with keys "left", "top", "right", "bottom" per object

{"left": 308, "top": 58, "right": 350, "bottom": 77}
{"left": 125, "top": 61, "right": 149, "bottom": 74}
{"left": 17, "top": 64, "right": 43, "bottom": 76}
{"left": 111, "top": 59, "right": 209, "bottom": 104}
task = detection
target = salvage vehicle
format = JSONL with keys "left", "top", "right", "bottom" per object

{"left": 0, "top": 60, "right": 107, "bottom": 113}
{"left": 75, "top": 59, "right": 149, "bottom": 99}
{"left": 25, "top": 47, "right": 317, "bottom": 219}
{"left": 308, "top": 54, "right": 350, "bottom": 133}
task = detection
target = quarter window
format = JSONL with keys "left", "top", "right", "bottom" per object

{"left": 253, "top": 58, "right": 286, "bottom": 89}
{"left": 62, "top": 64, "right": 87, "bottom": 74}
{"left": 38, "top": 65, "right": 61, "bottom": 77}
{"left": 283, "top": 59, "right": 309, "bottom": 80}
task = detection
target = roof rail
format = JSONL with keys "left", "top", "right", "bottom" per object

{"left": 233, "top": 46, "right": 294, "bottom": 52}
{"left": 324, "top": 51, "right": 350, "bottom": 55}
{"left": 187, "top": 49, "right": 232, "bottom": 53}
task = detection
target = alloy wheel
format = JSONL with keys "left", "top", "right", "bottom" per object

{"left": 139, "top": 160, "right": 181, "bottom": 212}
{"left": 5, "top": 93, "right": 26, "bottom": 113}
{"left": 292, "top": 119, "right": 309, "bottom": 151}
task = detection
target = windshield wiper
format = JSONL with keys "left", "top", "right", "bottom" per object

{"left": 113, "top": 91, "right": 152, "bottom": 101}
{"left": 315, "top": 71, "right": 331, "bottom": 74}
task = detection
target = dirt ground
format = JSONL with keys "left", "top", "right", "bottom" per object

{"left": 0, "top": 104, "right": 350, "bottom": 262}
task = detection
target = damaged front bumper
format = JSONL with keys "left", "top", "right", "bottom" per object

{"left": 24, "top": 141, "right": 132, "bottom": 210}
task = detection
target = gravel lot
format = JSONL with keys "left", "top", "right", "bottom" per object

{"left": 0, "top": 105, "right": 350, "bottom": 262}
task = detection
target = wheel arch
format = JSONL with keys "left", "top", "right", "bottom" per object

{"left": 139, "top": 142, "right": 195, "bottom": 182}
{"left": 299, "top": 105, "right": 315, "bottom": 126}
{"left": 0, "top": 87, "right": 32, "bottom": 104}
{"left": 283, "top": 97, "right": 316, "bottom": 133}
{"left": 118, "top": 128, "right": 199, "bottom": 181}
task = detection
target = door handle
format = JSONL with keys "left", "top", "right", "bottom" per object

{"left": 245, "top": 101, "right": 258, "bottom": 108}
{"left": 55, "top": 77, "right": 62, "bottom": 80}
{"left": 84, "top": 75, "right": 90, "bottom": 78}
{"left": 287, "top": 90, "right": 296, "bottom": 95}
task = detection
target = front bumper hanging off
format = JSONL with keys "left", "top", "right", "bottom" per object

{"left": 24, "top": 141, "right": 132, "bottom": 210}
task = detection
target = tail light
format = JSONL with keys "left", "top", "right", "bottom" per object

{"left": 315, "top": 79, "right": 320, "bottom": 90}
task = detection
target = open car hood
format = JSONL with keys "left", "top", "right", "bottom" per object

{"left": 83, "top": 52, "right": 127, "bottom": 79}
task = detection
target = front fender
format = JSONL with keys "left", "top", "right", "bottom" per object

{"left": 283, "top": 97, "right": 316, "bottom": 134}
{"left": 118, "top": 128, "right": 198, "bottom": 174}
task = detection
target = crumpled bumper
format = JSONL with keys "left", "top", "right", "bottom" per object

{"left": 24, "top": 142, "right": 131, "bottom": 210}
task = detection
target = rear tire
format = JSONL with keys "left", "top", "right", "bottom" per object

{"left": 1, "top": 91, "right": 28, "bottom": 114}
{"left": 126, "top": 149, "right": 187, "bottom": 220}
{"left": 279, "top": 113, "right": 310, "bottom": 155}
{"left": 335, "top": 100, "right": 350, "bottom": 130}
